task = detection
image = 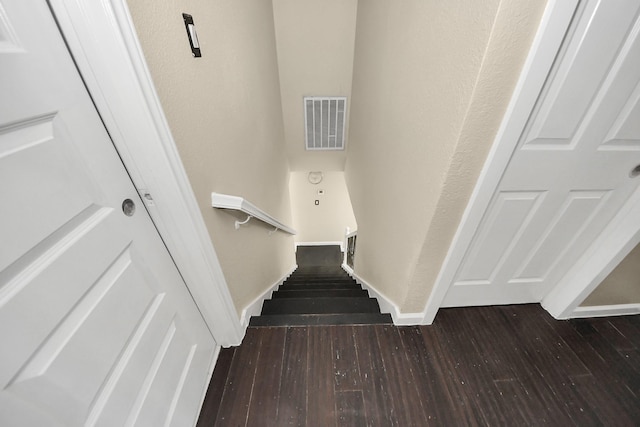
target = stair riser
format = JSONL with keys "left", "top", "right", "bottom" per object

{"left": 278, "top": 285, "right": 361, "bottom": 292}
{"left": 286, "top": 281, "right": 352, "bottom": 286}
{"left": 262, "top": 297, "right": 380, "bottom": 315}
{"left": 249, "top": 313, "right": 393, "bottom": 327}
{"left": 285, "top": 280, "right": 356, "bottom": 285}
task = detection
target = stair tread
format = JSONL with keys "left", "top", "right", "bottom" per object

{"left": 279, "top": 283, "right": 360, "bottom": 291}
{"left": 291, "top": 269, "right": 347, "bottom": 274}
{"left": 286, "top": 280, "right": 352, "bottom": 285}
{"left": 290, "top": 272, "right": 349, "bottom": 276}
{"left": 262, "top": 297, "right": 380, "bottom": 315}
{"left": 286, "top": 278, "right": 353, "bottom": 283}
{"left": 273, "top": 289, "right": 367, "bottom": 298}
{"left": 288, "top": 274, "right": 353, "bottom": 280}
{"left": 249, "top": 313, "right": 393, "bottom": 327}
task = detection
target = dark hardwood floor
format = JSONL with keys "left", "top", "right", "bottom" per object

{"left": 197, "top": 304, "right": 640, "bottom": 426}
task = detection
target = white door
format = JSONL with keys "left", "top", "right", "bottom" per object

{"left": 443, "top": 0, "right": 640, "bottom": 307}
{"left": 0, "top": 1, "right": 215, "bottom": 426}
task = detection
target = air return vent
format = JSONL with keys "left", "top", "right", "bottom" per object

{"left": 304, "top": 97, "right": 346, "bottom": 150}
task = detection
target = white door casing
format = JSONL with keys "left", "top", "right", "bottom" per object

{"left": 440, "top": 0, "right": 640, "bottom": 308}
{"left": 47, "top": 0, "right": 243, "bottom": 346}
{"left": 0, "top": 1, "right": 215, "bottom": 425}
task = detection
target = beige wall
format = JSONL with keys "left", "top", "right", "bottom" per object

{"left": 581, "top": 243, "right": 640, "bottom": 306}
{"left": 127, "top": 0, "right": 295, "bottom": 314}
{"left": 289, "top": 172, "right": 357, "bottom": 244}
{"left": 345, "top": 0, "right": 547, "bottom": 312}
{"left": 273, "top": 0, "right": 358, "bottom": 172}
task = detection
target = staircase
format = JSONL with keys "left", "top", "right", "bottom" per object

{"left": 249, "top": 247, "right": 392, "bottom": 327}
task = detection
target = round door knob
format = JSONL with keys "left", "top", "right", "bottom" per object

{"left": 122, "top": 199, "right": 136, "bottom": 216}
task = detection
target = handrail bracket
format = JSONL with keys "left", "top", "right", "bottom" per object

{"left": 235, "top": 215, "right": 253, "bottom": 230}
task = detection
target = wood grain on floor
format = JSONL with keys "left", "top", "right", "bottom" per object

{"left": 197, "top": 304, "right": 640, "bottom": 426}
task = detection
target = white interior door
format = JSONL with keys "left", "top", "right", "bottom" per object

{"left": 0, "top": 1, "right": 215, "bottom": 426}
{"left": 443, "top": 0, "right": 640, "bottom": 307}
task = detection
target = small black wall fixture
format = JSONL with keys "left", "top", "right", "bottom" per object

{"left": 182, "top": 13, "right": 201, "bottom": 57}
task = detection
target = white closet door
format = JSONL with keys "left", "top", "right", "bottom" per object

{"left": 443, "top": 0, "right": 640, "bottom": 307}
{"left": 0, "top": 1, "right": 215, "bottom": 425}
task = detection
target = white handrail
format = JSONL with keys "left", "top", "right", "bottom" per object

{"left": 211, "top": 192, "right": 297, "bottom": 235}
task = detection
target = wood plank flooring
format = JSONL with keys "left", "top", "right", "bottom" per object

{"left": 197, "top": 304, "right": 640, "bottom": 426}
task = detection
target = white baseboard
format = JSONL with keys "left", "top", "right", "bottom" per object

{"left": 570, "top": 304, "right": 640, "bottom": 318}
{"left": 296, "top": 241, "right": 344, "bottom": 252}
{"left": 240, "top": 264, "right": 297, "bottom": 330}
{"left": 341, "top": 264, "right": 423, "bottom": 326}
{"left": 342, "top": 263, "right": 354, "bottom": 276}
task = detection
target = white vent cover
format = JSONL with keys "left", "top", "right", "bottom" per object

{"left": 304, "top": 96, "right": 346, "bottom": 150}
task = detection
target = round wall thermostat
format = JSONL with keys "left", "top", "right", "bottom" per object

{"left": 308, "top": 171, "right": 323, "bottom": 184}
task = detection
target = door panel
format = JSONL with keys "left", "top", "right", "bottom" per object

{"left": 443, "top": 0, "right": 640, "bottom": 307}
{"left": 0, "top": 1, "right": 215, "bottom": 426}
{"left": 602, "top": 82, "right": 640, "bottom": 148}
{"left": 513, "top": 190, "right": 609, "bottom": 281}
{"left": 524, "top": 0, "right": 638, "bottom": 148}
{"left": 455, "top": 191, "right": 545, "bottom": 284}
{"left": 0, "top": 114, "right": 100, "bottom": 272}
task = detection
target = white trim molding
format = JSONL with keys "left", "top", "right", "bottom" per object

{"left": 542, "top": 186, "right": 640, "bottom": 319}
{"left": 342, "top": 264, "right": 423, "bottom": 326}
{"left": 421, "top": 0, "right": 580, "bottom": 325}
{"left": 570, "top": 304, "right": 640, "bottom": 319}
{"left": 49, "top": 0, "right": 243, "bottom": 345}
{"left": 240, "top": 265, "right": 297, "bottom": 330}
{"left": 342, "top": 263, "right": 355, "bottom": 276}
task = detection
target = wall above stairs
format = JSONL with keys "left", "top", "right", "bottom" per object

{"left": 289, "top": 171, "right": 357, "bottom": 244}
{"left": 345, "top": 0, "right": 548, "bottom": 314}
{"left": 126, "top": 0, "right": 296, "bottom": 316}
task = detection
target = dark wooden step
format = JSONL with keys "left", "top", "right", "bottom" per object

{"left": 285, "top": 279, "right": 355, "bottom": 286}
{"left": 261, "top": 297, "right": 380, "bottom": 315}
{"left": 249, "top": 312, "right": 393, "bottom": 327}
{"left": 293, "top": 263, "right": 345, "bottom": 273}
{"left": 272, "top": 289, "right": 368, "bottom": 299}
{"left": 279, "top": 283, "right": 360, "bottom": 291}
{"left": 286, "top": 276, "right": 352, "bottom": 284}
{"left": 290, "top": 270, "right": 349, "bottom": 276}
{"left": 292, "top": 270, "right": 347, "bottom": 276}
{"left": 290, "top": 267, "right": 347, "bottom": 273}
{"left": 295, "top": 246, "right": 343, "bottom": 268}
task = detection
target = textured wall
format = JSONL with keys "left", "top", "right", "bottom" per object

{"left": 127, "top": 0, "right": 295, "bottom": 314}
{"left": 581, "top": 243, "right": 640, "bottom": 306}
{"left": 289, "top": 171, "right": 357, "bottom": 244}
{"left": 272, "top": 0, "right": 358, "bottom": 172}
{"left": 345, "top": 0, "right": 547, "bottom": 312}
